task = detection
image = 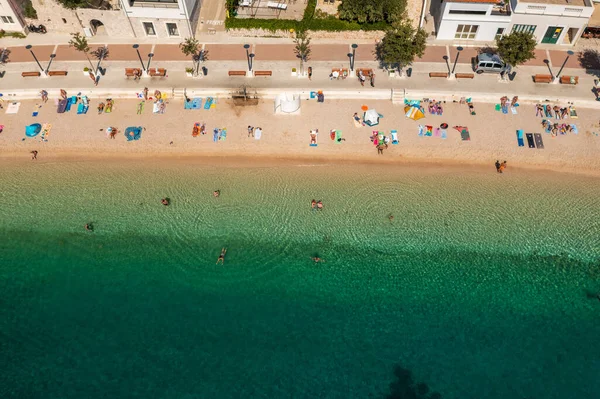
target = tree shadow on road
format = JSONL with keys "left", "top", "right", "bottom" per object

{"left": 386, "top": 364, "right": 442, "bottom": 399}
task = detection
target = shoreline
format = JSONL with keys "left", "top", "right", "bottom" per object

{"left": 2, "top": 149, "right": 599, "bottom": 178}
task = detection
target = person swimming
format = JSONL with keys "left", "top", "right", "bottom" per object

{"left": 213, "top": 190, "right": 220, "bottom": 198}
{"left": 311, "top": 256, "right": 324, "bottom": 263}
{"left": 84, "top": 223, "right": 94, "bottom": 232}
{"left": 388, "top": 214, "right": 394, "bottom": 223}
{"left": 311, "top": 199, "right": 316, "bottom": 210}
{"left": 316, "top": 201, "right": 323, "bottom": 210}
{"left": 161, "top": 198, "right": 170, "bottom": 206}
{"left": 216, "top": 248, "right": 227, "bottom": 265}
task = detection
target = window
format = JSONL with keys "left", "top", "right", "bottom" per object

{"left": 455, "top": 24, "right": 479, "bottom": 39}
{"left": 512, "top": 24, "right": 536, "bottom": 35}
{"left": 495, "top": 28, "right": 505, "bottom": 40}
{"left": 449, "top": 10, "right": 486, "bottom": 15}
{"left": 166, "top": 23, "right": 178, "bottom": 36}
{"left": 526, "top": 5, "right": 545, "bottom": 10}
{"left": 1, "top": 16, "right": 14, "bottom": 23}
{"left": 143, "top": 22, "right": 156, "bottom": 36}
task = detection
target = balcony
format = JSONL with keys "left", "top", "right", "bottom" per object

{"left": 491, "top": 3, "right": 512, "bottom": 15}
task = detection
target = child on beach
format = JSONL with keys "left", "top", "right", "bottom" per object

{"left": 97, "top": 102, "right": 105, "bottom": 114}
{"left": 248, "top": 126, "right": 254, "bottom": 137}
{"left": 40, "top": 90, "right": 48, "bottom": 103}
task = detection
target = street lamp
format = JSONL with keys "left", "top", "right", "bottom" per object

{"left": 350, "top": 43, "right": 358, "bottom": 71}
{"left": 244, "top": 44, "right": 252, "bottom": 71}
{"left": 25, "top": 45, "right": 44, "bottom": 73}
{"left": 451, "top": 46, "right": 463, "bottom": 75}
{"left": 146, "top": 53, "right": 154, "bottom": 72}
{"left": 442, "top": 55, "right": 450, "bottom": 74}
{"left": 249, "top": 53, "right": 255, "bottom": 72}
{"left": 45, "top": 53, "right": 56, "bottom": 74}
{"left": 556, "top": 50, "right": 575, "bottom": 80}
{"left": 132, "top": 44, "right": 145, "bottom": 71}
{"left": 543, "top": 59, "right": 554, "bottom": 79}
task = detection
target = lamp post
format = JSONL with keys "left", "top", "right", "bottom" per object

{"left": 26, "top": 45, "right": 44, "bottom": 73}
{"left": 146, "top": 53, "right": 154, "bottom": 72}
{"left": 244, "top": 44, "right": 252, "bottom": 71}
{"left": 132, "top": 44, "right": 145, "bottom": 71}
{"left": 556, "top": 50, "right": 575, "bottom": 80}
{"left": 350, "top": 43, "right": 358, "bottom": 71}
{"left": 543, "top": 59, "right": 554, "bottom": 79}
{"left": 45, "top": 53, "right": 56, "bottom": 74}
{"left": 249, "top": 53, "right": 255, "bottom": 72}
{"left": 442, "top": 55, "right": 450, "bottom": 74}
{"left": 451, "top": 46, "right": 463, "bottom": 75}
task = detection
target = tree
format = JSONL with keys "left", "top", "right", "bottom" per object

{"left": 338, "top": 0, "right": 406, "bottom": 24}
{"left": 69, "top": 33, "right": 96, "bottom": 73}
{"left": 375, "top": 21, "right": 427, "bottom": 74}
{"left": 179, "top": 37, "right": 208, "bottom": 76}
{"left": 496, "top": 31, "right": 536, "bottom": 68}
{"left": 293, "top": 31, "right": 311, "bottom": 75}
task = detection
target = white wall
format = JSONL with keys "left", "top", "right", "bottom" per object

{"left": 436, "top": 1, "right": 511, "bottom": 41}
{"left": 128, "top": 17, "right": 192, "bottom": 38}
{"left": 0, "top": 0, "right": 25, "bottom": 32}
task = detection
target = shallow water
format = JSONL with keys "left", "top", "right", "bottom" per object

{"left": 0, "top": 160, "right": 599, "bottom": 399}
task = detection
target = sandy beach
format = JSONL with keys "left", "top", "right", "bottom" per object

{"left": 1, "top": 96, "right": 599, "bottom": 176}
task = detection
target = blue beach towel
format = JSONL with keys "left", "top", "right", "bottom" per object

{"left": 441, "top": 129, "right": 447, "bottom": 139}
{"left": 65, "top": 97, "right": 76, "bottom": 112}
{"left": 192, "top": 98, "right": 202, "bottom": 109}
{"left": 220, "top": 129, "right": 227, "bottom": 141}
{"left": 418, "top": 124, "right": 424, "bottom": 137}
{"left": 213, "top": 128, "right": 219, "bottom": 142}
{"left": 204, "top": 97, "right": 213, "bottom": 110}
{"left": 184, "top": 99, "right": 193, "bottom": 110}
{"left": 516, "top": 129, "right": 524, "bottom": 147}
{"left": 124, "top": 126, "right": 142, "bottom": 141}
{"left": 571, "top": 124, "right": 578, "bottom": 134}
{"left": 511, "top": 106, "right": 517, "bottom": 115}
{"left": 391, "top": 130, "right": 398, "bottom": 144}
{"left": 77, "top": 103, "right": 89, "bottom": 114}
{"left": 502, "top": 105, "right": 508, "bottom": 114}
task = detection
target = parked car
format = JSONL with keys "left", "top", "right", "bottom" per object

{"left": 473, "top": 53, "right": 508, "bottom": 74}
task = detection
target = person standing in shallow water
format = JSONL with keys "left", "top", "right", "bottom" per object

{"left": 495, "top": 160, "right": 501, "bottom": 173}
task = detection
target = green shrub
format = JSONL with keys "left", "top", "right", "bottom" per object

{"left": 23, "top": 0, "right": 38, "bottom": 19}
{"left": 225, "top": 17, "right": 386, "bottom": 32}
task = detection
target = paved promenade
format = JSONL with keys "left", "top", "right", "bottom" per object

{"left": 1, "top": 42, "right": 599, "bottom": 106}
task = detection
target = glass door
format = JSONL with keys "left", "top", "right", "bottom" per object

{"left": 542, "top": 26, "right": 563, "bottom": 44}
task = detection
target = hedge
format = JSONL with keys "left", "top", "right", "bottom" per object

{"left": 225, "top": 17, "right": 387, "bottom": 32}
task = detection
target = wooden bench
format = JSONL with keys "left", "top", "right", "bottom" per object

{"left": 560, "top": 75, "right": 578, "bottom": 85}
{"left": 356, "top": 68, "right": 373, "bottom": 76}
{"left": 455, "top": 73, "right": 474, "bottom": 79}
{"left": 254, "top": 70, "right": 272, "bottom": 77}
{"left": 429, "top": 72, "right": 448, "bottom": 78}
{"left": 149, "top": 68, "right": 167, "bottom": 77}
{"left": 533, "top": 74, "right": 553, "bottom": 83}
{"left": 228, "top": 70, "right": 246, "bottom": 76}
{"left": 48, "top": 70, "right": 68, "bottom": 76}
{"left": 21, "top": 71, "right": 41, "bottom": 77}
{"left": 125, "top": 68, "right": 142, "bottom": 77}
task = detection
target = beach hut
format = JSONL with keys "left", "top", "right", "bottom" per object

{"left": 404, "top": 105, "right": 425, "bottom": 121}
{"left": 363, "top": 109, "right": 380, "bottom": 126}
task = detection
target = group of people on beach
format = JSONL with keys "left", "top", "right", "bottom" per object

{"left": 427, "top": 101, "right": 444, "bottom": 116}
{"left": 542, "top": 120, "right": 575, "bottom": 137}
{"left": 535, "top": 104, "right": 571, "bottom": 119}
{"left": 495, "top": 160, "right": 508, "bottom": 173}
{"left": 357, "top": 70, "right": 375, "bottom": 87}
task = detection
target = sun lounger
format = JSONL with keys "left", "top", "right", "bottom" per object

{"left": 516, "top": 130, "right": 524, "bottom": 147}
{"left": 526, "top": 133, "right": 535, "bottom": 148}
{"left": 534, "top": 133, "right": 544, "bottom": 149}
{"left": 391, "top": 130, "right": 398, "bottom": 144}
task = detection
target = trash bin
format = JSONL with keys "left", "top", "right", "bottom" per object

{"left": 202, "top": 66, "right": 208, "bottom": 76}
{"left": 407, "top": 68, "right": 412, "bottom": 78}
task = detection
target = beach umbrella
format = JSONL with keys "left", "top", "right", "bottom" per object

{"left": 363, "top": 109, "right": 380, "bottom": 126}
{"left": 404, "top": 105, "right": 424, "bottom": 121}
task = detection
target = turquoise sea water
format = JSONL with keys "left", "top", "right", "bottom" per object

{"left": 0, "top": 160, "right": 599, "bottom": 399}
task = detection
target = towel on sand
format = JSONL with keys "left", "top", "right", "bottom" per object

{"left": 453, "top": 126, "right": 470, "bottom": 141}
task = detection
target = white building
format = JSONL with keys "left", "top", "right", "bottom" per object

{"left": 435, "top": 0, "right": 512, "bottom": 42}
{"left": 0, "top": 0, "right": 26, "bottom": 33}
{"left": 119, "top": 0, "right": 200, "bottom": 38}
{"left": 509, "top": 0, "right": 594, "bottom": 45}
{"left": 434, "top": 0, "right": 593, "bottom": 45}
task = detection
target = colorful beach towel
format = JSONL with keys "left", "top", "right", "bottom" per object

{"left": 309, "top": 131, "right": 318, "bottom": 147}
{"left": 32, "top": 104, "right": 41, "bottom": 117}
{"left": 204, "top": 97, "right": 214, "bottom": 110}
{"left": 495, "top": 104, "right": 501, "bottom": 112}
{"left": 219, "top": 129, "right": 227, "bottom": 141}
{"left": 40, "top": 123, "right": 52, "bottom": 140}
{"left": 569, "top": 106, "right": 578, "bottom": 119}
{"left": 213, "top": 128, "right": 219, "bottom": 142}
{"left": 192, "top": 98, "right": 202, "bottom": 109}
{"left": 516, "top": 130, "right": 524, "bottom": 147}
{"left": 453, "top": 126, "right": 470, "bottom": 141}
{"left": 502, "top": 105, "right": 508, "bottom": 114}
{"left": 526, "top": 133, "right": 535, "bottom": 148}
{"left": 418, "top": 125, "right": 424, "bottom": 137}
{"left": 77, "top": 103, "right": 89, "bottom": 114}
{"left": 391, "top": 130, "right": 398, "bottom": 145}
{"left": 192, "top": 122, "right": 201, "bottom": 137}
{"left": 57, "top": 99, "right": 67, "bottom": 114}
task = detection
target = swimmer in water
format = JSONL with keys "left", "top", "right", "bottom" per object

{"left": 316, "top": 201, "right": 323, "bottom": 210}
{"left": 161, "top": 198, "right": 170, "bottom": 206}
{"left": 216, "top": 248, "right": 227, "bottom": 265}
{"left": 311, "top": 256, "right": 324, "bottom": 263}
{"left": 85, "top": 223, "right": 94, "bottom": 232}
{"left": 388, "top": 214, "right": 394, "bottom": 223}
{"left": 213, "top": 190, "right": 220, "bottom": 198}
{"left": 311, "top": 199, "right": 317, "bottom": 210}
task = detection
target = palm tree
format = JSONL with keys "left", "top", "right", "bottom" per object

{"left": 179, "top": 37, "right": 208, "bottom": 76}
{"left": 69, "top": 33, "right": 96, "bottom": 74}
{"left": 294, "top": 31, "right": 311, "bottom": 76}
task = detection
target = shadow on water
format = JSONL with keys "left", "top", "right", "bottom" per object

{"left": 386, "top": 364, "right": 441, "bottom": 399}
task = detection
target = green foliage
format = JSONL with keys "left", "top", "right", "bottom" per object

{"left": 294, "top": 31, "right": 311, "bottom": 62}
{"left": 338, "top": 0, "right": 406, "bottom": 24}
{"left": 57, "top": 0, "right": 85, "bottom": 9}
{"left": 90, "top": 46, "right": 109, "bottom": 60}
{"left": 69, "top": 32, "right": 90, "bottom": 53}
{"left": 23, "top": 0, "right": 38, "bottom": 19}
{"left": 0, "top": 30, "right": 26, "bottom": 39}
{"left": 375, "top": 20, "right": 427, "bottom": 69}
{"left": 302, "top": 0, "right": 317, "bottom": 21}
{"left": 225, "top": 17, "right": 386, "bottom": 32}
{"left": 495, "top": 31, "right": 536, "bottom": 67}
{"left": 179, "top": 37, "right": 200, "bottom": 58}
{"left": 226, "top": 0, "right": 239, "bottom": 15}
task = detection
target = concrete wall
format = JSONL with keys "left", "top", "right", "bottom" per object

{"left": 76, "top": 8, "right": 134, "bottom": 37}
{"left": 436, "top": 2, "right": 511, "bottom": 41}
{"left": 128, "top": 17, "right": 191, "bottom": 38}
{"left": 0, "top": 0, "right": 25, "bottom": 32}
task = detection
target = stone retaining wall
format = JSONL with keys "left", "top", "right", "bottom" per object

{"left": 226, "top": 28, "right": 385, "bottom": 41}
